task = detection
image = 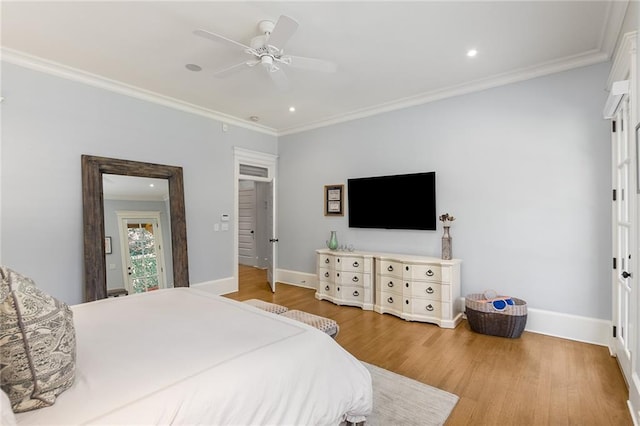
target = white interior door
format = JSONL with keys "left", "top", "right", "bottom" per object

{"left": 266, "top": 180, "right": 276, "bottom": 292}
{"left": 612, "top": 94, "right": 634, "bottom": 382}
{"left": 238, "top": 181, "right": 257, "bottom": 266}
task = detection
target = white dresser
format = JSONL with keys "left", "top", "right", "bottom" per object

{"left": 374, "top": 254, "right": 462, "bottom": 328}
{"left": 315, "top": 249, "right": 374, "bottom": 310}
{"left": 315, "top": 249, "right": 462, "bottom": 328}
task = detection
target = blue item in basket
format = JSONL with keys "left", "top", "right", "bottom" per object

{"left": 491, "top": 298, "right": 514, "bottom": 311}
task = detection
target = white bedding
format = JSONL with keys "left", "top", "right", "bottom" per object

{"left": 15, "top": 288, "right": 372, "bottom": 425}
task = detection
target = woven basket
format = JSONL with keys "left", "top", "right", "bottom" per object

{"left": 465, "top": 293, "right": 527, "bottom": 338}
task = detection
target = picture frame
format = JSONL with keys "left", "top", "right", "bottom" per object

{"left": 105, "top": 236, "right": 112, "bottom": 255}
{"left": 324, "top": 184, "right": 344, "bottom": 216}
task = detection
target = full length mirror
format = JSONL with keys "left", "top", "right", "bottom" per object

{"left": 103, "top": 175, "right": 173, "bottom": 296}
{"left": 82, "top": 155, "right": 189, "bottom": 302}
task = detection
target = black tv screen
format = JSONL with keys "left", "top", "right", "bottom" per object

{"left": 347, "top": 172, "right": 436, "bottom": 230}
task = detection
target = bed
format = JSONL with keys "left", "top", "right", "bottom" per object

{"left": 9, "top": 287, "right": 373, "bottom": 425}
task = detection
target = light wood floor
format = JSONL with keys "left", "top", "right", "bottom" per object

{"left": 226, "top": 265, "right": 631, "bottom": 425}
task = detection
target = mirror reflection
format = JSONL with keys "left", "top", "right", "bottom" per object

{"left": 102, "top": 175, "right": 173, "bottom": 296}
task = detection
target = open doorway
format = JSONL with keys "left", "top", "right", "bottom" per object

{"left": 234, "top": 148, "right": 278, "bottom": 293}
{"left": 238, "top": 180, "right": 271, "bottom": 270}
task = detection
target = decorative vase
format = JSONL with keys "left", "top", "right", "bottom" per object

{"left": 442, "top": 226, "right": 452, "bottom": 260}
{"left": 326, "top": 231, "right": 339, "bottom": 250}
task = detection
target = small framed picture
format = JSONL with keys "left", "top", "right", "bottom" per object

{"left": 105, "top": 237, "right": 112, "bottom": 255}
{"left": 324, "top": 184, "right": 344, "bottom": 216}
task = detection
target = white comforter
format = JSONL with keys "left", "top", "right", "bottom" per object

{"left": 15, "top": 288, "right": 372, "bottom": 425}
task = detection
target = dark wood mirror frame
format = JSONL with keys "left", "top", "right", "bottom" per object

{"left": 81, "top": 155, "right": 189, "bottom": 302}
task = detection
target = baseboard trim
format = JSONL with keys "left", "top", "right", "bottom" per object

{"left": 523, "top": 307, "right": 611, "bottom": 346}
{"left": 191, "top": 277, "right": 236, "bottom": 295}
{"left": 251, "top": 269, "right": 614, "bottom": 346}
{"left": 276, "top": 269, "right": 317, "bottom": 290}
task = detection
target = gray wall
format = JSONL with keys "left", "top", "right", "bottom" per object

{"left": 278, "top": 62, "right": 612, "bottom": 320}
{"left": 1, "top": 61, "right": 277, "bottom": 305}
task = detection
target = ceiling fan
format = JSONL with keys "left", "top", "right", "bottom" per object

{"left": 194, "top": 15, "right": 337, "bottom": 90}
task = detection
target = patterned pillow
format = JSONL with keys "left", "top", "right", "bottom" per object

{"left": 0, "top": 267, "right": 76, "bottom": 413}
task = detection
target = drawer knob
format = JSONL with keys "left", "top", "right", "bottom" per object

{"left": 426, "top": 270, "right": 434, "bottom": 277}
{"left": 324, "top": 272, "right": 329, "bottom": 278}
{"left": 337, "top": 258, "right": 341, "bottom": 263}
{"left": 337, "top": 272, "right": 340, "bottom": 277}
{"left": 387, "top": 281, "right": 394, "bottom": 288}
{"left": 325, "top": 258, "right": 330, "bottom": 264}
{"left": 352, "top": 276, "right": 359, "bottom": 282}
{"left": 426, "top": 304, "right": 434, "bottom": 311}
{"left": 426, "top": 287, "right": 434, "bottom": 294}
{"left": 405, "top": 299, "right": 409, "bottom": 305}
{"left": 405, "top": 282, "right": 409, "bottom": 288}
{"left": 405, "top": 266, "right": 409, "bottom": 271}
{"left": 387, "top": 296, "right": 394, "bottom": 303}
{"left": 353, "top": 290, "right": 359, "bottom": 297}
{"left": 337, "top": 287, "right": 340, "bottom": 292}
{"left": 387, "top": 265, "right": 394, "bottom": 272}
{"left": 325, "top": 285, "right": 330, "bottom": 291}
{"left": 353, "top": 261, "right": 359, "bottom": 267}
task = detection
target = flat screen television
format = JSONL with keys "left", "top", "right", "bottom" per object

{"left": 347, "top": 172, "right": 436, "bottom": 230}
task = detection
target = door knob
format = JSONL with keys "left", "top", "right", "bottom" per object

{"left": 622, "top": 271, "right": 632, "bottom": 279}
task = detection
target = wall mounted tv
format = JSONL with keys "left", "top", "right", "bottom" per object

{"left": 347, "top": 172, "right": 436, "bottom": 231}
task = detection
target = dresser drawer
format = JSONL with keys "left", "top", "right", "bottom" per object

{"left": 336, "top": 256, "right": 365, "bottom": 273}
{"left": 379, "top": 276, "right": 402, "bottom": 295}
{"left": 378, "top": 260, "right": 403, "bottom": 278}
{"left": 408, "top": 282, "right": 443, "bottom": 301}
{"left": 336, "top": 285, "right": 365, "bottom": 303}
{"left": 406, "top": 298, "right": 442, "bottom": 317}
{"left": 335, "top": 271, "right": 365, "bottom": 286}
{"left": 319, "top": 254, "right": 335, "bottom": 269}
{"left": 318, "top": 267, "right": 333, "bottom": 282}
{"left": 379, "top": 291, "right": 403, "bottom": 311}
{"left": 318, "top": 282, "right": 335, "bottom": 297}
{"left": 405, "top": 264, "right": 442, "bottom": 281}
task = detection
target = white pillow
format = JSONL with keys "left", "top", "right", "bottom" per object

{"left": 1, "top": 389, "right": 17, "bottom": 426}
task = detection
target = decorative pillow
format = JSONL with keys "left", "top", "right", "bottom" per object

{"left": 0, "top": 266, "right": 76, "bottom": 413}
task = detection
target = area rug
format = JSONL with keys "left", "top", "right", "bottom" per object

{"left": 362, "top": 362, "right": 459, "bottom": 426}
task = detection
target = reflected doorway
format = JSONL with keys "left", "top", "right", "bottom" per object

{"left": 119, "top": 215, "right": 166, "bottom": 294}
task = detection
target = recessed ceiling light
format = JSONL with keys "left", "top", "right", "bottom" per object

{"left": 149, "top": 184, "right": 155, "bottom": 188}
{"left": 185, "top": 64, "right": 202, "bottom": 72}
{"left": 289, "top": 106, "right": 296, "bottom": 112}
{"left": 467, "top": 49, "right": 478, "bottom": 58}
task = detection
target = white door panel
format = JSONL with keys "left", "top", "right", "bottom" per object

{"left": 612, "top": 95, "right": 634, "bottom": 382}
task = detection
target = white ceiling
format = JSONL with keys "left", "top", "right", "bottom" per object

{"left": 103, "top": 175, "right": 169, "bottom": 201}
{"left": 0, "top": 1, "right": 629, "bottom": 135}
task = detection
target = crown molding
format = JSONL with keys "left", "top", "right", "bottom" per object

{"left": 0, "top": 48, "right": 278, "bottom": 137}
{"left": 599, "top": 0, "right": 631, "bottom": 57}
{"left": 278, "top": 49, "right": 610, "bottom": 136}
{"left": 607, "top": 30, "right": 637, "bottom": 89}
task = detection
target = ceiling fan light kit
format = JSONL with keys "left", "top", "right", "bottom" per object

{"left": 193, "top": 15, "right": 336, "bottom": 89}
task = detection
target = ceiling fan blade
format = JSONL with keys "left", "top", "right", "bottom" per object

{"left": 266, "top": 67, "right": 289, "bottom": 91}
{"left": 213, "top": 60, "right": 256, "bottom": 78}
{"left": 194, "top": 29, "right": 253, "bottom": 52}
{"left": 286, "top": 55, "right": 337, "bottom": 73}
{"left": 266, "top": 15, "right": 299, "bottom": 51}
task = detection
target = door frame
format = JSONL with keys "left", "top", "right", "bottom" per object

{"left": 233, "top": 147, "right": 278, "bottom": 291}
{"left": 116, "top": 210, "right": 167, "bottom": 294}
